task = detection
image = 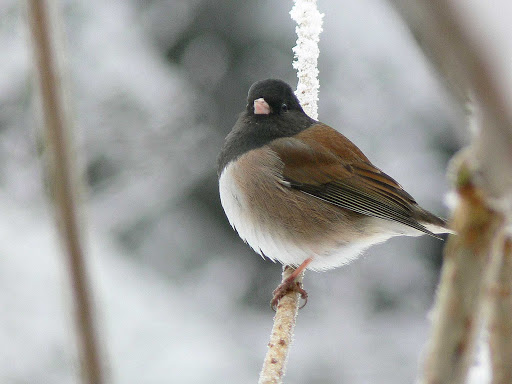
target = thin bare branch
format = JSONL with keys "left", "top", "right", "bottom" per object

{"left": 385, "top": 2, "right": 512, "bottom": 382}
{"left": 26, "top": 1, "right": 106, "bottom": 383}
{"left": 419, "top": 154, "right": 505, "bottom": 384}
{"left": 487, "top": 235, "right": 512, "bottom": 384}
{"left": 421, "top": 156, "right": 504, "bottom": 383}
{"left": 389, "top": 0, "right": 512, "bottom": 204}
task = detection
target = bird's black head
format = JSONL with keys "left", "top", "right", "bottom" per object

{"left": 246, "top": 79, "right": 304, "bottom": 115}
{"left": 217, "top": 79, "right": 316, "bottom": 176}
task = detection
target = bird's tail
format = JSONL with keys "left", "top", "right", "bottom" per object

{"left": 418, "top": 209, "right": 454, "bottom": 235}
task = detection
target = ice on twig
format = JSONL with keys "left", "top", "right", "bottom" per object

{"left": 290, "top": 0, "right": 324, "bottom": 120}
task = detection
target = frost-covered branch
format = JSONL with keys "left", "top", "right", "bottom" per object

{"left": 258, "top": 267, "right": 304, "bottom": 384}
{"left": 259, "top": 1, "right": 323, "bottom": 383}
{"left": 26, "top": 1, "right": 106, "bottom": 383}
{"left": 290, "top": 0, "right": 324, "bottom": 120}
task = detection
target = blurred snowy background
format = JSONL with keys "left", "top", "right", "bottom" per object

{"left": 0, "top": 0, "right": 470, "bottom": 383}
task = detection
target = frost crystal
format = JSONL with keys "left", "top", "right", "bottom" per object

{"left": 290, "top": 0, "right": 324, "bottom": 120}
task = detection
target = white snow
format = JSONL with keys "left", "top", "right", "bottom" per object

{"left": 290, "top": 0, "right": 324, "bottom": 120}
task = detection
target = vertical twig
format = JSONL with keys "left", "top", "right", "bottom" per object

{"left": 258, "top": 267, "right": 304, "bottom": 384}
{"left": 26, "top": 1, "right": 106, "bottom": 383}
{"left": 258, "top": 1, "right": 323, "bottom": 383}
{"left": 420, "top": 154, "right": 504, "bottom": 384}
{"left": 388, "top": 0, "right": 512, "bottom": 199}
{"left": 290, "top": 0, "right": 324, "bottom": 120}
{"left": 487, "top": 235, "right": 512, "bottom": 384}
{"left": 388, "top": 1, "right": 512, "bottom": 383}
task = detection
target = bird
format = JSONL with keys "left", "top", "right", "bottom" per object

{"left": 217, "top": 79, "right": 451, "bottom": 308}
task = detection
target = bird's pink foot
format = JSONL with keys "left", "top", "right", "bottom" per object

{"left": 270, "top": 259, "right": 313, "bottom": 310}
{"left": 270, "top": 277, "right": 308, "bottom": 310}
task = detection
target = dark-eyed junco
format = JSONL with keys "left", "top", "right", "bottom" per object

{"left": 218, "top": 79, "right": 450, "bottom": 308}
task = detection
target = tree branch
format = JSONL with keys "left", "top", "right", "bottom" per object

{"left": 389, "top": 0, "right": 512, "bottom": 204}
{"left": 26, "top": 1, "right": 106, "bottom": 383}
{"left": 258, "top": 266, "right": 304, "bottom": 384}
{"left": 387, "top": 2, "right": 512, "bottom": 383}
{"left": 258, "top": 2, "right": 323, "bottom": 382}
{"left": 420, "top": 153, "right": 505, "bottom": 384}
{"left": 487, "top": 235, "right": 512, "bottom": 384}
{"left": 290, "top": 0, "right": 324, "bottom": 120}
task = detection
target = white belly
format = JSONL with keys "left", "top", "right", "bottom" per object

{"left": 219, "top": 160, "right": 312, "bottom": 267}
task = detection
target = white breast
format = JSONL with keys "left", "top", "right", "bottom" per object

{"left": 218, "top": 161, "right": 248, "bottom": 243}
{"left": 219, "top": 159, "right": 314, "bottom": 267}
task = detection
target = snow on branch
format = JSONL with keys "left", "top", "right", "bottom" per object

{"left": 290, "top": 0, "right": 324, "bottom": 120}
{"left": 258, "top": 2, "right": 323, "bottom": 383}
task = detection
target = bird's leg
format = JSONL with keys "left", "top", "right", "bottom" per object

{"left": 271, "top": 257, "right": 313, "bottom": 310}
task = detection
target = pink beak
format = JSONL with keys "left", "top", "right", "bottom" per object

{"left": 254, "top": 98, "right": 271, "bottom": 115}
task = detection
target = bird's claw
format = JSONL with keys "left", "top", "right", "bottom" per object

{"left": 270, "top": 280, "right": 308, "bottom": 311}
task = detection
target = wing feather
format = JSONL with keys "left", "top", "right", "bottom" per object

{"left": 268, "top": 124, "right": 440, "bottom": 238}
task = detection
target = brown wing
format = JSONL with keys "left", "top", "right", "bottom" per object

{"left": 268, "top": 123, "right": 437, "bottom": 236}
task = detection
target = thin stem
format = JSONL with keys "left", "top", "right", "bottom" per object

{"left": 26, "top": 1, "right": 106, "bottom": 383}
{"left": 388, "top": 2, "right": 512, "bottom": 382}
{"left": 258, "top": 1, "right": 323, "bottom": 381}
{"left": 258, "top": 266, "right": 304, "bottom": 384}
{"left": 290, "top": 0, "right": 323, "bottom": 120}
{"left": 487, "top": 235, "right": 512, "bottom": 384}
{"left": 419, "top": 155, "right": 504, "bottom": 384}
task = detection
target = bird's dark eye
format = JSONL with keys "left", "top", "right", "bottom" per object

{"left": 281, "top": 103, "right": 288, "bottom": 112}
